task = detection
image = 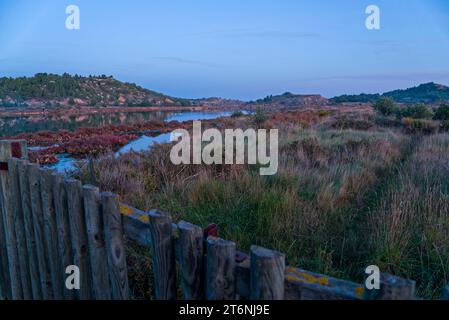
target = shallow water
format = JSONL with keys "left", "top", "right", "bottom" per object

{"left": 165, "top": 111, "right": 232, "bottom": 122}
{"left": 47, "top": 110, "right": 240, "bottom": 173}
{"left": 116, "top": 133, "right": 173, "bottom": 154}
{"left": 51, "top": 154, "right": 78, "bottom": 172}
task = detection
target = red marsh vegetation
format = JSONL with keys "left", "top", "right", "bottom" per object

{"left": 13, "top": 109, "right": 337, "bottom": 165}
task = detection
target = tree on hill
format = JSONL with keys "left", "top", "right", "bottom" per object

{"left": 0, "top": 73, "right": 186, "bottom": 108}
{"left": 331, "top": 93, "right": 380, "bottom": 103}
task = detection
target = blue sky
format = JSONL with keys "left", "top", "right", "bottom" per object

{"left": 1, "top": 0, "right": 449, "bottom": 100}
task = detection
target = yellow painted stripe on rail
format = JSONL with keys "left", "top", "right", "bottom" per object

{"left": 119, "top": 204, "right": 134, "bottom": 216}
{"left": 119, "top": 204, "right": 150, "bottom": 223}
{"left": 286, "top": 267, "right": 330, "bottom": 286}
{"left": 139, "top": 215, "right": 150, "bottom": 223}
{"left": 354, "top": 286, "right": 365, "bottom": 299}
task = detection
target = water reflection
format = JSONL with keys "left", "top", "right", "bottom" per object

{"left": 41, "top": 110, "right": 239, "bottom": 173}
{"left": 0, "top": 111, "right": 167, "bottom": 137}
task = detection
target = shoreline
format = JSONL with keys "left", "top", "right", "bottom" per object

{"left": 0, "top": 105, "right": 214, "bottom": 118}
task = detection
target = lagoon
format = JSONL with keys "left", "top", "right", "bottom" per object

{"left": 37, "top": 110, "right": 241, "bottom": 172}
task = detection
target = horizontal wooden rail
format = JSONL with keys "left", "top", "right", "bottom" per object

{"left": 119, "top": 202, "right": 365, "bottom": 300}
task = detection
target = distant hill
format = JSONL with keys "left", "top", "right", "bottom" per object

{"left": 248, "top": 92, "right": 329, "bottom": 108}
{"left": 383, "top": 82, "right": 449, "bottom": 104}
{"left": 4, "top": 73, "right": 446, "bottom": 110}
{"left": 0, "top": 73, "right": 192, "bottom": 108}
{"left": 330, "top": 93, "right": 380, "bottom": 104}
{"left": 190, "top": 97, "right": 245, "bottom": 108}
{"left": 331, "top": 82, "right": 449, "bottom": 104}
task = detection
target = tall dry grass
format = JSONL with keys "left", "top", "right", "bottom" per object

{"left": 366, "top": 134, "right": 449, "bottom": 298}
{"left": 78, "top": 125, "right": 411, "bottom": 293}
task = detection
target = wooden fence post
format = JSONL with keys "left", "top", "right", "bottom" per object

{"left": 17, "top": 159, "right": 42, "bottom": 299}
{"left": 102, "top": 192, "right": 129, "bottom": 300}
{"left": 148, "top": 209, "right": 177, "bottom": 300}
{"left": 28, "top": 162, "right": 54, "bottom": 299}
{"left": 0, "top": 175, "right": 10, "bottom": 300}
{"left": 83, "top": 186, "right": 111, "bottom": 299}
{"left": 205, "top": 237, "right": 236, "bottom": 300}
{"left": 51, "top": 173, "right": 74, "bottom": 300}
{"left": 0, "top": 189, "right": 10, "bottom": 300}
{"left": 39, "top": 168, "right": 63, "bottom": 300}
{"left": 66, "top": 178, "right": 92, "bottom": 300}
{"left": 0, "top": 140, "right": 27, "bottom": 300}
{"left": 0, "top": 142, "right": 11, "bottom": 300}
{"left": 178, "top": 220, "right": 204, "bottom": 300}
{"left": 250, "top": 245, "right": 285, "bottom": 300}
{"left": 364, "top": 273, "right": 416, "bottom": 300}
{"left": 9, "top": 158, "right": 32, "bottom": 300}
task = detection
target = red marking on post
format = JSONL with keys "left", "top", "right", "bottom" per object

{"left": 0, "top": 162, "right": 8, "bottom": 171}
{"left": 204, "top": 223, "right": 219, "bottom": 238}
{"left": 11, "top": 142, "right": 22, "bottom": 158}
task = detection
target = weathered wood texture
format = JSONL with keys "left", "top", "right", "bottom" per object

{"left": 0, "top": 150, "right": 22, "bottom": 299}
{"left": 284, "top": 267, "right": 364, "bottom": 300}
{"left": 0, "top": 161, "right": 23, "bottom": 299}
{"left": 120, "top": 202, "right": 365, "bottom": 300}
{"left": 0, "top": 187, "right": 10, "bottom": 299}
{"left": 148, "top": 209, "right": 177, "bottom": 300}
{"left": 178, "top": 221, "right": 204, "bottom": 300}
{"left": 51, "top": 172, "right": 74, "bottom": 300}
{"left": 364, "top": 273, "right": 416, "bottom": 300}
{"left": 28, "top": 163, "right": 53, "bottom": 299}
{"left": 0, "top": 141, "right": 28, "bottom": 300}
{"left": 17, "top": 159, "right": 41, "bottom": 299}
{"left": 250, "top": 245, "right": 285, "bottom": 300}
{"left": 205, "top": 237, "right": 236, "bottom": 300}
{"left": 65, "top": 178, "right": 92, "bottom": 300}
{"left": 8, "top": 158, "right": 32, "bottom": 299}
{"left": 102, "top": 192, "right": 129, "bottom": 300}
{"left": 83, "top": 186, "right": 111, "bottom": 300}
{"left": 120, "top": 203, "right": 151, "bottom": 247}
{"left": 39, "top": 168, "right": 63, "bottom": 300}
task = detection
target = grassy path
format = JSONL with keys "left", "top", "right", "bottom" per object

{"left": 342, "top": 134, "right": 449, "bottom": 298}
{"left": 335, "top": 135, "right": 418, "bottom": 281}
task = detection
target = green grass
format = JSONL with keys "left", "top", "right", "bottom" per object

{"left": 77, "top": 121, "right": 449, "bottom": 299}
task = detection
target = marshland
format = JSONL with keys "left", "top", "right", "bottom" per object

{"left": 12, "top": 101, "right": 446, "bottom": 299}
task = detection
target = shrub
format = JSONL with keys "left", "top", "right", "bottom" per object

{"left": 374, "top": 115, "right": 401, "bottom": 128}
{"left": 373, "top": 97, "right": 397, "bottom": 116}
{"left": 401, "top": 117, "right": 439, "bottom": 134}
{"left": 434, "top": 104, "right": 449, "bottom": 120}
{"left": 331, "top": 115, "right": 374, "bottom": 130}
{"left": 253, "top": 108, "right": 267, "bottom": 127}
{"left": 231, "top": 110, "right": 244, "bottom": 118}
{"left": 396, "top": 104, "right": 433, "bottom": 120}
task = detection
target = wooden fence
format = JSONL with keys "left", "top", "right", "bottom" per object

{"left": 0, "top": 139, "right": 442, "bottom": 300}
